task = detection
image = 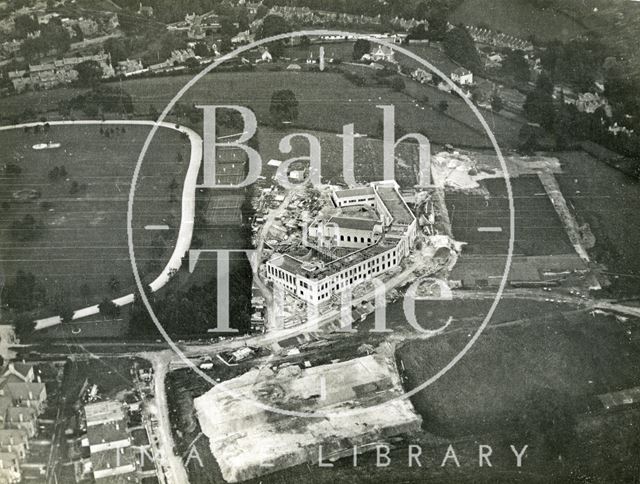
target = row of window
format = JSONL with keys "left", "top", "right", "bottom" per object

{"left": 340, "top": 234, "right": 372, "bottom": 244}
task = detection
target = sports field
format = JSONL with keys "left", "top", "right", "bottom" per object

{"left": 446, "top": 176, "right": 573, "bottom": 256}
{"left": 0, "top": 123, "right": 191, "bottom": 310}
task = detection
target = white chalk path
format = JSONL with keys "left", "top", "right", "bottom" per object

{"left": 0, "top": 120, "right": 203, "bottom": 330}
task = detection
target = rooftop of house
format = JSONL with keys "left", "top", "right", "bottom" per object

{"left": 453, "top": 67, "right": 472, "bottom": 76}
{"left": 0, "top": 397, "right": 12, "bottom": 416}
{"left": 90, "top": 446, "right": 136, "bottom": 472}
{"left": 7, "top": 363, "right": 34, "bottom": 380}
{"left": 85, "top": 401, "right": 125, "bottom": 427}
{"left": 94, "top": 471, "right": 139, "bottom": 484}
{"left": 0, "top": 429, "right": 28, "bottom": 446}
{"left": 87, "top": 420, "right": 129, "bottom": 446}
{"left": 0, "top": 452, "right": 18, "bottom": 466}
{"left": 6, "top": 406, "right": 36, "bottom": 422}
{"left": 4, "top": 382, "right": 46, "bottom": 401}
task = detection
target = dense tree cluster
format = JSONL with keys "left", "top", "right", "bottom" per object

{"left": 128, "top": 258, "right": 253, "bottom": 337}
{"left": 75, "top": 61, "right": 104, "bottom": 87}
{"left": 256, "top": 14, "right": 291, "bottom": 58}
{"left": 540, "top": 39, "right": 608, "bottom": 92}
{"left": 269, "top": 89, "right": 299, "bottom": 124}
{"left": 3, "top": 270, "right": 45, "bottom": 312}
{"left": 523, "top": 73, "right": 554, "bottom": 130}
{"left": 19, "top": 17, "right": 71, "bottom": 61}
{"left": 62, "top": 87, "right": 135, "bottom": 116}
{"left": 443, "top": 25, "right": 482, "bottom": 73}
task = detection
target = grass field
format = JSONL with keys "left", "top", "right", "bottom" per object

{"left": 446, "top": 176, "right": 573, "bottom": 256}
{"left": 0, "top": 123, "right": 191, "bottom": 311}
{"left": 0, "top": 88, "right": 88, "bottom": 123}
{"left": 450, "top": 0, "right": 588, "bottom": 42}
{"left": 394, "top": 309, "right": 640, "bottom": 480}
{"left": 555, "top": 150, "right": 640, "bottom": 297}
{"left": 256, "top": 125, "right": 419, "bottom": 187}
{"left": 121, "top": 70, "right": 504, "bottom": 148}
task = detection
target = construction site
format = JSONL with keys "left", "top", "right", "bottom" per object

{"left": 194, "top": 346, "right": 422, "bottom": 483}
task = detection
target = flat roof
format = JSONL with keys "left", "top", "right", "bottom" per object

{"left": 375, "top": 187, "right": 415, "bottom": 225}
{"left": 85, "top": 401, "right": 125, "bottom": 426}
{"left": 333, "top": 187, "right": 375, "bottom": 199}
{"left": 87, "top": 420, "right": 129, "bottom": 446}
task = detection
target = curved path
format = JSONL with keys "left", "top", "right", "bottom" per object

{"left": 0, "top": 120, "right": 202, "bottom": 330}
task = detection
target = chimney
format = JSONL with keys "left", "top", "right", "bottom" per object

{"left": 28, "top": 391, "right": 33, "bottom": 400}
{"left": 18, "top": 413, "right": 23, "bottom": 422}
{"left": 37, "top": 375, "right": 41, "bottom": 383}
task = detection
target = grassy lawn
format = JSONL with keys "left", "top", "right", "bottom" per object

{"left": 555, "top": 150, "right": 640, "bottom": 297}
{"left": 450, "top": 0, "right": 588, "bottom": 42}
{"left": 446, "top": 176, "right": 573, "bottom": 256}
{"left": 0, "top": 123, "right": 190, "bottom": 311}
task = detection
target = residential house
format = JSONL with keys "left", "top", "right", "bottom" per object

{"left": 0, "top": 430, "right": 28, "bottom": 460}
{"left": 8, "top": 52, "right": 114, "bottom": 92}
{"left": 5, "top": 407, "right": 37, "bottom": 438}
{"left": 83, "top": 400, "right": 138, "bottom": 482}
{"left": 2, "top": 363, "right": 35, "bottom": 383}
{"left": 451, "top": 67, "right": 473, "bottom": 85}
{"left": 412, "top": 68, "right": 433, "bottom": 84}
{"left": 576, "top": 92, "right": 612, "bottom": 116}
{"left": 91, "top": 447, "right": 137, "bottom": 481}
{"left": 86, "top": 420, "right": 131, "bottom": 453}
{"left": 0, "top": 398, "right": 12, "bottom": 427}
{"left": 85, "top": 401, "right": 125, "bottom": 427}
{"left": 260, "top": 48, "right": 273, "bottom": 62}
{"left": 116, "top": 59, "right": 144, "bottom": 76}
{"left": 138, "top": 3, "right": 154, "bottom": 17}
{"left": 365, "top": 45, "right": 395, "bottom": 63}
{"left": 231, "top": 30, "right": 254, "bottom": 44}
{"left": 4, "top": 382, "right": 47, "bottom": 413}
{"left": 0, "top": 452, "right": 20, "bottom": 483}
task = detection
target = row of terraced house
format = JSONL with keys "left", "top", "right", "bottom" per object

{"left": 0, "top": 362, "right": 48, "bottom": 483}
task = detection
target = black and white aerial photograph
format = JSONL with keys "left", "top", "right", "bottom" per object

{"left": 0, "top": 0, "right": 639, "bottom": 482}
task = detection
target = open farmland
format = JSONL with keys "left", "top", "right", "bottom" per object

{"left": 0, "top": 123, "right": 191, "bottom": 310}
{"left": 121, "top": 70, "right": 499, "bottom": 147}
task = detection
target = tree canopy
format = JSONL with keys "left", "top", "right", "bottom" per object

{"left": 76, "top": 60, "right": 104, "bottom": 86}
{"left": 443, "top": 25, "right": 482, "bottom": 73}
{"left": 270, "top": 89, "right": 299, "bottom": 124}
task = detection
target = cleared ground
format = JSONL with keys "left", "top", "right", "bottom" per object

{"left": 0, "top": 124, "right": 191, "bottom": 309}
{"left": 446, "top": 176, "right": 573, "bottom": 256}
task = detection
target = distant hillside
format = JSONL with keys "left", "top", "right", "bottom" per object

{"left": 449, "top": 0, "right": 588, "bottom": 42}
